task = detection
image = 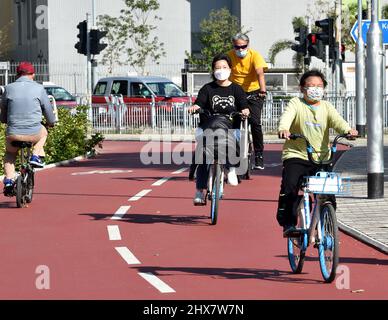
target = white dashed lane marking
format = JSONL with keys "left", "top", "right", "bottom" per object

{"left": 152, "top": 177, "right": 171, "bottom": 186}
{"left": 138, "top": 272, "right": 176, "bottom": 294}
{"left": 72, "top": 170, "right": 133, "bottom": 176}
{"left": 111, "top": 206, "right": 131, "bottom": 220}
{"left": 129, "top": 189, "right": 152, "bottom": 202}
{"left": 172, "top": 168, "right": 188, "bottom": 175}
{"left": 107, "top": 225, "right": 122, "bottom": 241}
{"left": 115, "top": 247, "right": 141, "bottom": 265}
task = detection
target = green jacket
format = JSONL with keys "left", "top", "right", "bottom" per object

{"left": 278, "top": 97, "right": 351, "bottom": 162}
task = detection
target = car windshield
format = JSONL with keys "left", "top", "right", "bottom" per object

{"left": 145, "top": 82, "right": 185, "bottom": 97}
{"left": 45, "top": 87, "right": 75, "bottom": 101}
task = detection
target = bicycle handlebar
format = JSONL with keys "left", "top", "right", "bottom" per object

{"left": 190, "top": 108, "right": 248, "bottom": 119}
{"left": 288, "top": 133, "right": 358, "bottom": 166}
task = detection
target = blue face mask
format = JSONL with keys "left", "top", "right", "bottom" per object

{"left": 235, "top": 49, "right": 248, "bottom": 58}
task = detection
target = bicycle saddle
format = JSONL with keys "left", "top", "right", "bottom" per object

{"left": 11, "top": 141, "right": 33, "bottom": 148}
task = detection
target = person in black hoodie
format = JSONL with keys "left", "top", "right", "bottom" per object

{"left": 188, "top": 53, "right": 250, "bottom": 205}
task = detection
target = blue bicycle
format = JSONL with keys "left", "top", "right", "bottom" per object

{"left": 286, "top": 133, "right": 354, "bottom": 283}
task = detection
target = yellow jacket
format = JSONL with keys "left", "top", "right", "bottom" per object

{"left": 278, "top": 97, "right": 351, "bottom": 162}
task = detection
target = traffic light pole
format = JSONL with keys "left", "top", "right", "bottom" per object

{"left": 356, "top": 0, "right": 366, "bottom": 138}
{"left": 367, "top": 0, "right": 384, "bottom": 199}
{"left": 86, "top": 13, "right": 92, "bottom": 106}
{"left": 335, "top": 0, "right": 342, "bottom": 96}
{"left": 91, "top": 0, "right": 97, "bottom": 92}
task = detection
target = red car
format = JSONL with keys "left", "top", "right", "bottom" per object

{"left": 92, "top": 76, "right": 192, "bottom": 105}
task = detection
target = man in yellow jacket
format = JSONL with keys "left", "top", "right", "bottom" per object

{"left": 277, "top": 69, "right": 358, "bottom": 237}
{"left": 228, "top": 33, "right": 268, "bottom": 170}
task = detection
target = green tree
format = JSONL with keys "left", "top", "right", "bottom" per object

{"left": 186, "top": 7, "right": 246, "bottom": 70}
{"left": 97, "top": 15, "right": 126, "bottom": 74}
{"left": 97, "top": 0, "right": 166, "bottom": 75}
{"left": 268, "top": 17, "right": 306, "bottom": 70}
{"left": 382, "top": 4, "right": 388, "bottom": 18}
{"left": 0, "top": 21, "right": 13, "bottom": 58}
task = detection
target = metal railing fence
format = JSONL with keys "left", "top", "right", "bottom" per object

{"left": 88, "top": 95, "right": 388, "bottom": 135}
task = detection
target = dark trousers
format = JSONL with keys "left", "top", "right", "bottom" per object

{"left": 247, "top": 92, "right": 264, "bottom": 154}
{"left": 276, "top": 158, "right": 336, "bottom": 227}
{"left": 277, "top": 158, "right": 319, "bottom": 227}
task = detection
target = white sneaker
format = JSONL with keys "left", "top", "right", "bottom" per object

{"left": 193, "top": 190, "right": 206, "bottom": 206}
{"left": 227, "top": 167, "right": 238, "bottom": 186}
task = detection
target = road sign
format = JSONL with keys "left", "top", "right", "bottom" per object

{"left": 351, "top": 19, "right": 388, "bottom": 44}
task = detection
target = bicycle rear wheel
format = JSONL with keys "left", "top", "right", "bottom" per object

{"left": 318, "top": 203, "right": 339, "bottom": 283}
{"left": 287, "top": 196, "right": 307, "bottom": 274}
{"left": 26, "top": 171, "right": 34, "bottom": 204}
{"left": 210, "top": 164, "right": 221, "bottom": 225}
{"left": 15, "top": 175, "right": 26, "bottom": 208}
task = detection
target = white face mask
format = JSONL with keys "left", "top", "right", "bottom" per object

{"left": 214, "top": 69, "right": 231, "bottom": 81}
{"left": 235, "top": 49, "right": 248, "bottom": 58}
{"left": 305, "top": 86, "right": 324, "bottom": 102}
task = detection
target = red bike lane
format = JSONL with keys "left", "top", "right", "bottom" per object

{"left": 0, "top": 141, "right": 387, "bottom": 300}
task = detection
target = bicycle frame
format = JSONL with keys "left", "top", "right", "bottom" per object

{"left": 299, "top": 188, "right": 326, "bottom": 248}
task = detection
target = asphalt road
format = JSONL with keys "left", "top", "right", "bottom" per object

{"left": 0, "top": 141, "right": 387, "bottom": 300}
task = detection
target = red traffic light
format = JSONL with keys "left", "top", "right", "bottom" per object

{"left": 308, "top": 33, "right": 317, "bottom": 44}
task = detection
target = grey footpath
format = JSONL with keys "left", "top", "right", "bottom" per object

{"left": 334, "top": 138, "right": 388, "bottom": 254}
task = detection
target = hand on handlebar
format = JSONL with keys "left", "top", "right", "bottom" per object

{"left": 278, "top": 130, "right": 291, "bottom": 140}
{"left": 241, "top": 108, "right": 250, "bottom": 119}
{"left": 188, "top": 105, "right": 201, "bottom": 114}
{"left": 347, "top": 129, "right": 359, "bottom": 140}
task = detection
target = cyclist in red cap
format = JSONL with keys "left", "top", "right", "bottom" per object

{"left": 0, "top": 61, "right": 57, "bottom": 196}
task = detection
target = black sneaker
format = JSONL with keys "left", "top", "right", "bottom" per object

{"left": 254, "top": 153, "right": 264, "bottom": 170}
{"left": 3, "top": 179, "right": 15, "bottom": 197}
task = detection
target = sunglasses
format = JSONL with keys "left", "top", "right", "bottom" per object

{"left": 233, "top": 44, "right": 248, "bottom": 50}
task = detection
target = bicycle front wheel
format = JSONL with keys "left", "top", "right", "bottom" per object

{"left": 287, "top": 196, "right": 307, "bottom": 274}
{"left": 318, "top": 203, "right": 339, "bottom": 283}
{"left": 210, "top": 164, "right": 221, "bottom": 225}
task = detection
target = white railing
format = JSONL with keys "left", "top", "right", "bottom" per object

{"left": 88, "top": 96, "right": 388, "bottom": 135}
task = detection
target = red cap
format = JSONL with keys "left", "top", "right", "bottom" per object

{"left": 16, "top": 62, "right": 35, "bottom": 75}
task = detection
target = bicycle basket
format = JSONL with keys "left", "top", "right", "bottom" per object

{"left": 305, "top": 171, "right": 350, "bottom": 195}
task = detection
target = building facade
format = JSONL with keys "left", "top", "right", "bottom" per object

{"left": 3, "top": 0, "right": 388, "bottom": 94}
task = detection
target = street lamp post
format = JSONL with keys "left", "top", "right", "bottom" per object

{"left": 367, "top": 0, "right": 384, "bottom": 199}
{"left": 356, "top": 0, "right": 366, "bottom": 137}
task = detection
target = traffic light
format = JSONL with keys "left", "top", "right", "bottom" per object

{"left": 75, "top": 20, "right": 87, "bottom": 55}
{"left": 291, "top": 26, "right": 308, "bottom": 56}
{"left": 90, "top": 29, "right": 108, "bottom": 55}
{"left": 315, "top": 18, "right": 335, "bottom": 60}
{"left": 307, "top": 33, "right": 325, "bottom": 60}
{"left": 315, "top": 18, "right": 335, "bottom": 47}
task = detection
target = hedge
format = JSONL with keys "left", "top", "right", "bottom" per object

{"left": 0, "top": 106, "right": 104, "bottom": 175}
